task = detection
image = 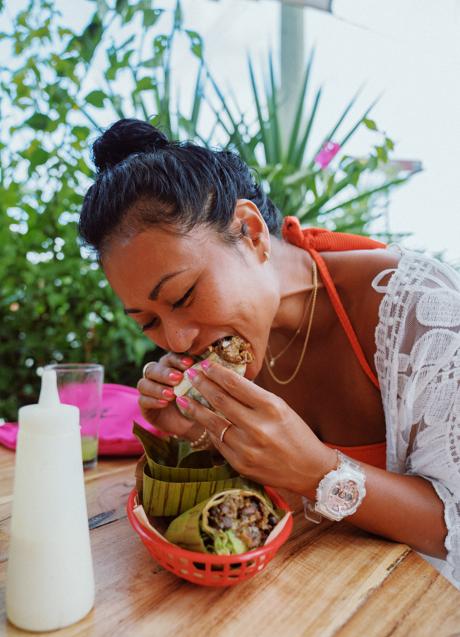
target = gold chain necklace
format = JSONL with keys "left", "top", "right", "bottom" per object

{"left": 266, "top": 282, "right": 315, "bottom": 368}
{"left": 264, "top": 260, "right": 318, "bottom": 385}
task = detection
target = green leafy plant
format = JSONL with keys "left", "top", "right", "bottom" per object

{"left": 0, "top": 0, "right": 205, "bottom": 419}
{"left": 0, "top": 0, "right": 416, "bottom": 421}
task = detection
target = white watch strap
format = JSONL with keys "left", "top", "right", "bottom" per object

{"left": 302, "top": 495, "right": 323, "bottom": 524}
{"left": 302, "top": 450, "right": 341, "bottom": 524}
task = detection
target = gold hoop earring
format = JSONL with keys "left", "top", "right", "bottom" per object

{"left": 263, "top": 251, "right": 270, "bottom": 262}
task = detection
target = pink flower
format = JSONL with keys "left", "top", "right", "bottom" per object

{"left": 314, "top": 141, "right": 341, "bottom": 169}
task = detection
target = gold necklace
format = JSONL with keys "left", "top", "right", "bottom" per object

{"left": 266, "top": 285, "right": 314, "bottom": 368}
{"left": 264, "top": 260, "right": 318, "bottom": 385}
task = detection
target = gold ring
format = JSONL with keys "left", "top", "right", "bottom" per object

{"left": 220, "top": 424, "right": 231, "bottom": 444}
{"left": 142, "top": 363, "right": 151, "bottom": 378}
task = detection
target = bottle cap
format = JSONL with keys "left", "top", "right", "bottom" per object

{"left": 38, "top": 370, "right": 61, "bottom": 407}
{"left": 19, "top": 370, "right": 79, "bottom": 434}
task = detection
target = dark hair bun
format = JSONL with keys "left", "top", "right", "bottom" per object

{"left": 92, "top": 118, "right": 169, "bottom": 173}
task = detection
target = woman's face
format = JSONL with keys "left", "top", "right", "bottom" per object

{"left": 102, "top": 218, "right": 278, "bottom": 378}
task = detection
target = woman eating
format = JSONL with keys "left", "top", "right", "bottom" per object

{"left": 79, "top": 118, "right": 460, "bottom": 587}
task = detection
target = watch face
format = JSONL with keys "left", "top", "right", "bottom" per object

{"left": 325, "top": 479, "right": 360, "bottom": 515}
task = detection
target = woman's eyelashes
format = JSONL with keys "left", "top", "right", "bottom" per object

{"left": 172, "top": 284, "right": 195, "bottom": 310}
{"left": 140, "top": 285, "right": 196, "bottom": 332}
{"left": 141, "top": 317, "right": 159, "bottom": 332}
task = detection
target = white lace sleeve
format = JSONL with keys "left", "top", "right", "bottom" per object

{"left": 373, "top": 249, "right": 460, "bottom": 588}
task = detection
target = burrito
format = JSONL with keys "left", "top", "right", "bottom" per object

{"left": 164, "top": 488, "right": 279, "bottom": 554}
{"left": 174, "top": 336, "right": 254, "bottom": 409}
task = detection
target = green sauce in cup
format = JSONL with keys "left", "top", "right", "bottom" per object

{"left": 81, "top": 436, "right": 98, "bottom": 469}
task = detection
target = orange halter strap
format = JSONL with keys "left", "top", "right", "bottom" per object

{"left": 282, "top": 216, "right": 385, "bottom": 391}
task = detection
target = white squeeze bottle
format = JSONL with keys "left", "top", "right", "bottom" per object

{"left": 6, "top": 370, "right": 95, "bottom": 631}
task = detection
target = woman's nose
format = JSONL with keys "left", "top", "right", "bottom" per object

{"left": 161, "top": 320, "right": 200, "bottom": 354}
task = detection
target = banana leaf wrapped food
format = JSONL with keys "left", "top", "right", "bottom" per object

{"left": 133, "top": 423, "right": 261, "bottom": 517}
{"left": 165, "top": 489, "right": 280, "bottom": 554}
{"left": 174, "top": 336, "right": 254, "bottom": 411}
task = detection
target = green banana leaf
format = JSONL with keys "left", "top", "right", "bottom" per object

{"left": 142, "top": 463, "right": 260, "bottom": 517}
{"left": 164, "top": 488, "right": 278, "bottom": 554}
{"left": 133, "top": 422, "right": 262, "bottom": 516}
{"left": 133, "top": 422, "right": 236, "bottom": 482}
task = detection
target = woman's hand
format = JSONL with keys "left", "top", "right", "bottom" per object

{"left": 137, "top": 353, "right": 206, "bottom": 441}
{"left": 174, "top": 360, "right": 336, "bottom": 495}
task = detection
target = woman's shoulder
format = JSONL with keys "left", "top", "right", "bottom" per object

{"left": 319, "top": 247, "right": 403, "bottom": 377}
{"left": 328, "top": 244, "right": 460, "bottom": 302}
{"left": 321, "top": 246, "right": 401, "bottom": 309}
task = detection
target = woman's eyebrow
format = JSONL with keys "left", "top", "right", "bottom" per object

{"left": 123, "top": 269, "right": 188, "bottom": 314}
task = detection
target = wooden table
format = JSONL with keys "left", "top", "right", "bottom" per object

{"left": 0, "top": 447, "right": 459, "bottom": 637}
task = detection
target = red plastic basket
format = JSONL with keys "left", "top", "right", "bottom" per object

{"left": 126, "top": 487, "right": 293, "bottom": 587}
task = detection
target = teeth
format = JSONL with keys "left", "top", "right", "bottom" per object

{"left": 212, "top": 336, "right": 231, "bottom": 347}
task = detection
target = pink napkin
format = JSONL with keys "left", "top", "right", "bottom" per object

{"left": 0, "top": 383, "right": 163, "bottom": 456}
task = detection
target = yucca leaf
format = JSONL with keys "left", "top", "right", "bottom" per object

{"left": 317, "top": 176, "right": 409, "bottom": 216}
{"left": 205, "top": 68, "right": 253, "bottom": 163}
{"left": 225, "top": 84, "right": 254, "bottom": 141}
{"left": 298, "top": 172, "right": 361, "bottom": 221}
{"left": 287, "top": 49, "right": 315, "bottom": 163}
{"left": 204, "top": 98, "right": 252, "bottom": 163}
{"left": 205, "top": 66, "right": 240, "bottom": 132}
{"left": 331, "top": 214, "right": 380, "bottom": 234}
{"left": 248, "top": 56, "right": 271, "bottom": 163}
{"left": 267, "top": 52, "right": 282, "bottom": 161}
{"left": 190, "top": 61, "right": 204, "bottom": 130}
{"left": 337, "top": 95, "right": 381, "bottom": 152}
{"left": 293, "top": 87, "right": 322, "bottom": 167}
{"left": 308, "top": 85, "right": 364, "bottom": 166}
{"left": 162, "top": 62, "right": 172, "bottom": 138}
{"left": 282, "top": 163, "right": 317, "bottom": 188}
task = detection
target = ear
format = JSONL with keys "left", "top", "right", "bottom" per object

{"left": 231, "top": 199, "right": 271, "bottom": 259}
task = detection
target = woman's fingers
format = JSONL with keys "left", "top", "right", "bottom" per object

{"left": 137, "top": 376, "right": 178, "bottom": 404}
{"left": 138, "top": 392, "right": 169, "bottom": 410}
{"left": 136, "top": 353, "right": 194, "bottom": 428}
{"left": 175, "top": 394, "right": 261, "bottom": 478}
{"left": 138, "top": 354, "right": 194, "bottom": 410}
{"left": 199, "top": 359, "right": 269, "bottom": 408}
{"left": 179, "top": 367, "right": 253, "bottom": 427}
{"left": 139, "top": 398, "right": 199, "bottom": 439}
{"left": 142, "top": 363, "right": 184, "bottom": 386}
{"left": 143, "top": 353, "right": 193, "bottom": 379}
{"left": 175, "top": 394, "right": 231, "bottom": 438}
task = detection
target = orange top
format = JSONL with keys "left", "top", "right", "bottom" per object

{"left": 324, "top": 442, "right": 387, "bottom": 470}
{"left": 282, "top": 216, "right": 387, "bottom": 469}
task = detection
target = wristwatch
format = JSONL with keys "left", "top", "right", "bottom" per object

{"left": 302, "top": 451, "right": 367, "bottom": 523}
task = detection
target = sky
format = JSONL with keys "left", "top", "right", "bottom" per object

{"left": 3, "top": 0, "right": 460, "bottom": 263}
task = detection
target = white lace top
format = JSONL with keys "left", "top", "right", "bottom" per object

{"left": 372, "top": 247, "right": 460, "bottom": 589}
